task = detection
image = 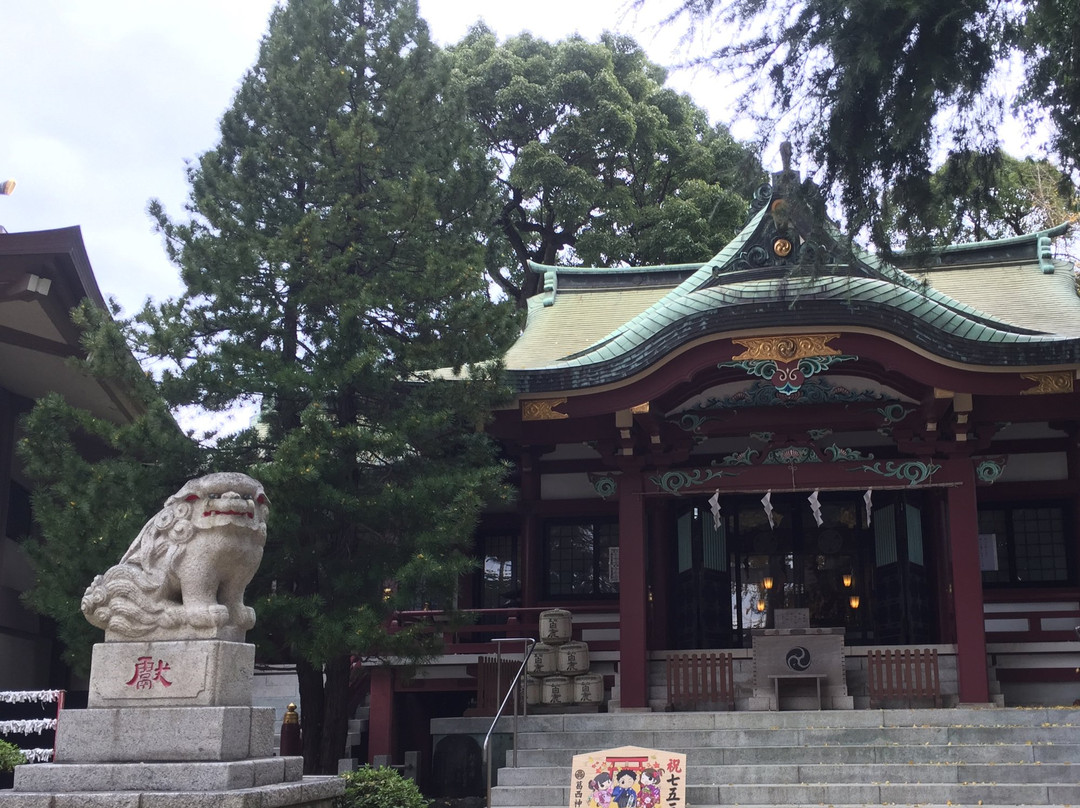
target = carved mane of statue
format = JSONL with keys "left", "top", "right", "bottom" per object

{"left": 81, "top": 472, "right": 270, "bottom": 642}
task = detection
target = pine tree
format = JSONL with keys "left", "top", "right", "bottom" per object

{"left": 124, "top": 0, "right": 513, "bottom": 773}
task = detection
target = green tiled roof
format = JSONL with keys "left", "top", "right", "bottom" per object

{"left": 502, "top": 185, "right": 1080, "bottom": 390}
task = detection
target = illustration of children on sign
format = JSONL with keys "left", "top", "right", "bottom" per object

{"left": 587, "top": 771, "right": 614, "bottom": 808}
{"left": 573, "top": 746, "right": 687, "bottom": 808}
{"left": 638, "top": 769, "right": 660, "bottom": 808}
{"left": 612, "top": 769, "right": 638, "bottom": 808}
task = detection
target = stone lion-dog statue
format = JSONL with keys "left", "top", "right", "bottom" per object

{"left": 81, "top": 472, "right": 270, "bottom": 642}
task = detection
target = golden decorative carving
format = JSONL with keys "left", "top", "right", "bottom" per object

{"left": 630, "top": 402, "right": 650, "bottom": 415}
{"left": 772, "top": 238, "right": 793, "bottom": 257}
{"left": 1020, "top": 372, "right": 1074, "bottom": 395}
{"left": 731, "top": 334, "right": 841, "bottom": 363}
{"left": 521, "top": 398, "right": 569, "bottom": 421}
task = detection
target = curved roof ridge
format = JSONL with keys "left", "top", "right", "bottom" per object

{"left": 545, "top": 274, "right": 1060, "bottom": 371}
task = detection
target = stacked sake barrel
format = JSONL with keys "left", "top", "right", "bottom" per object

{"left": 524, "top": 609, "right": 603, "bottom": 709}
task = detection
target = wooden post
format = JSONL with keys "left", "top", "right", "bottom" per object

{"left": 618, "top": 472, "right": 648, "bottom": 709}
{"left": 367, "top": 666, "right": 394, "bottom": 763}
{"left": 946, "top": 468, "right": 990, "bottom": 704}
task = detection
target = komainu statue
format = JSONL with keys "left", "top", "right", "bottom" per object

{"left": 81, "top": 472, "right": 270, "bottom": 642}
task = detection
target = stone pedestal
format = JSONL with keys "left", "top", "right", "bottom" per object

{"left": 0, "top": 642, "right": 343, "bottom": 808}
{"left": 749, "top": 621, "right": 855, "bottom": 710}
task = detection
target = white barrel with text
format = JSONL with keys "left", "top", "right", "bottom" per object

{"left": 572, "top": 673, "right": 603, "bottom": 704}
{"left": 556, "top": 640, "right": 590, "bottom": 674}
{"left": 526, "top": 642, "right": 557, "bottom": 677}
{"left": 541, "top": 675, "right": 571, "bottom": 706}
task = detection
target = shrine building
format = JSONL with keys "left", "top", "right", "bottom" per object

{"left": 368, "top": 168, "right": 1080, "bottom": 765}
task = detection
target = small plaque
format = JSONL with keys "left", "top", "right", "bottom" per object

{"left": 774, "top": 608, "right": 810, "bottom": 629}
{"left": 571, "top": 746, "right": 686, "bottom": 808}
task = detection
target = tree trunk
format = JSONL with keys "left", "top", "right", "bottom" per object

{"left": 296, "top": 658, "right": 326, "bottom": 775}
{"left": 319, "top": 654, "right": 353, "bottom": 775}
{"left": 295, "top": 654, "right": 354, "bottom": 775}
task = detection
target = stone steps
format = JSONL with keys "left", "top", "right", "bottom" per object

{"left": 477, "top": 707, "right": 1080, "bottom": 808}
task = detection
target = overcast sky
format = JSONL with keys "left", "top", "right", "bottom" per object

{"left": 0, "top": 0, "right": 737, "bottom": 315}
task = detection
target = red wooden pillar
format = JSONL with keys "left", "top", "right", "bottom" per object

{"left": 367, "top": 666, "right": 395, "bottom": 763}
{"left": 618, "top": 472, "right": 649, "bottom": 709}
{"left": 946, "top": 469, "right": 991, "bottom": 704}
{"left": 520, "top": 450, "right": 541, "bottom": 608}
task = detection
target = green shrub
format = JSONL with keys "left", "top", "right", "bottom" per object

{"left": 336, "top": 765, "right": 429, "bottom": 808}
{"left": 0, "top": 740, "right": 26, "bottom": 773}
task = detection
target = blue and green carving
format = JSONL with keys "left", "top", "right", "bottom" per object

{"left": 593, "top": 476, "right": 618, "bottom": 499}
{"left": 650, "top": 466, "right": 737, "bottom": 495}
{"left": 875, "top": 403, "right": 916, "bottom": 424}
{"left": 807, "top": 428, "right": 833, "bottom": 441}
{"left": 718, "top": 355, "right": 857, "bottom": 396}
{"left": 853, "top": 460, "right": 941, "bottom": 486}
{"left": 974, "top": 457, "right": 1007, "bottom": 484}
{"left": 672, "top": 379, "right": 892, "bottom": 432}
{"left": 721, "top": 447, "right": 759, "bottom": 466}
{"left": 825, "top": 444, "right": 874, "bottom": 462}
{"left": 765, "top": 446, "right": 821, "bottom": 464}
{"left": 679, "top": 413, "right": 708, "bottom": 434}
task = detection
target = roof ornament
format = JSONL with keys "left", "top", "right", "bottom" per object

{"left": 773, "top": 142, "right": 799, "bottom": 197}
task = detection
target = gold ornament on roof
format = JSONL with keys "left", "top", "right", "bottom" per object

{"left": 521, "top": 398, "right": 569, "bottom": 421}
{"left": 1020, "top": 372, "right": 1073, "bottom": 395}
{"left": 772, "top": 238, "right": 793, "bottom": 257}
{"left": 731, "top": 334, "right": 841, "bottom": 363}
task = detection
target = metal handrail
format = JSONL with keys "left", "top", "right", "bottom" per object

{"left": 483, "top": 637, "right": 536, "bottom": 808}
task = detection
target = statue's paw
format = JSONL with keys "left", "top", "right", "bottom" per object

{"left": 209, "top": 605, "right": 230, "bottom": 626}
{"left": 187, "top": 604, "right": 230, "bottom": 627}
{"left": 232, "top": 606, "right": 256, "bottom": 630}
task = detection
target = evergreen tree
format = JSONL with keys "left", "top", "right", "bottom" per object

{"left": 26, "top": 0, "right": 516, "bottom": 774}
{"left": 894, "top": 149, "right": 1080, "bottom": 245}
{"left": 451, "top": 28, "right": 764, "bottom": 306}
{"left": 640, "top": 0, "right": 1080, "bottom": 246}
{"left": 18, "top": 302, "right": 205, "bottom": 679}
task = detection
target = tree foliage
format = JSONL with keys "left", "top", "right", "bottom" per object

{"left": 892, "top": 149, "right": 1079, "bottom": 245}
{"left": 643, "top": 0, "right": 1080, "bottom": 244}
{"left": 22, "top": 0, "right": 516, "bottom": 775}
{"left": 451, "top": 27, "right": 764, "bottom": 306}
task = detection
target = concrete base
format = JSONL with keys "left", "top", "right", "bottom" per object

{"left": 0, "top": 775, "right": 342, "bottom": 807}
{"left": 88, "top": 641, "right": 254, "bottom": 708}
{"left": 54, "top": 706, "right": 275, "bottom": 762}
{"left": 14, "top": 757, "right": 304, "bottom": 792}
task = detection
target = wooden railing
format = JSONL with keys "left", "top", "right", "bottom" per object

{"left": 666, "top": 652, "right": 735, "bottom": 711}
{"left": 867, "top": 648, "right": 941, "bottom": 707}
{"left": 388, "top": 606, "right": 619, "bottom": 655}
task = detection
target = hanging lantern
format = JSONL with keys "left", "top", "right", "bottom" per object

{"left": 763, "top": 576, "right": 774, "bottom": 590}
{"left": 842, "top": 573, "right": 852, "bottom": 588}
{"left": 756, "top": 598, "right": 767, "bottom": 613}
{"left": 849, "top": 595, "right": 861, "bottom": 609}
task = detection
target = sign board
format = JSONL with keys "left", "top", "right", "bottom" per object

{"left": 570, "top": 746, "right": 686, "bottom": 808}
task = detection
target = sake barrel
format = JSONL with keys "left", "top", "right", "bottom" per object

{"left": 572, "top": 673, "right": 603, "bottom": 704}
{"left": 541, "top": 675, "right": 571, "bottom": 706}
{"left": 538, "top": 608, "right": 572, "bottom": 644}
{"left": 526, "top": 642, "right": 557, "bottom": 677}
{"left": 556, "top": 640, "right": 590, "bottom": 674}
{"left": 525, "top": 676, "right": 542, "bottom": 706}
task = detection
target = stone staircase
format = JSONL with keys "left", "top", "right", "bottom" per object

{"left": 483, "top": 707, "right": 1080, "bottom": 808}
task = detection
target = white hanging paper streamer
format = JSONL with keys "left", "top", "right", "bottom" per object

{"left": 21, "top": 748, "right": 55, "bottom": 763}
{"left": 0, "top": 719, "right": 56, "bottom": 735}
{"left": 0, "top": 690, "right": 63, "bottom": 704}
{"left": 808, "top": 489, "right": 823, "bottom": 527}
{"left": 708, "top": 489, "right": 722, "bottom": 530}
{"left": 864, "top": 489, "right": 873, "bottom": 528}
{"left": 761, "top": 490, "right": 775, "bottom": 529}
